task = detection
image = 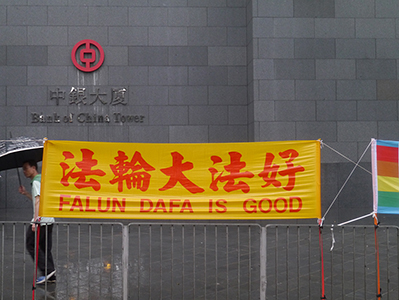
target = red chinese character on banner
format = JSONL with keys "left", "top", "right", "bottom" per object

{"left": 258, "top": 152, "right": 281, "bottom": 188}
{"left": 258, "top": 149, "right": 305, "bottom": 191}
{"left": 159, "top": 152, "right": 205, "bottom": 194}
{"left": 109, "top": 151, "right": 155, "bottom": 192}
{"left": 209, "top": 152, "right": 254, "bottom": 193}
{"left": 278, "top": 149, "right": 305, "bottom": 191}
{"left": 60, "top": 149, "right": 106, "bottom": 191}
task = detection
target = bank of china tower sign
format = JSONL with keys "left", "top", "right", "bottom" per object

{"left": 31, "top": 39, "right": 145, "bottom": 125}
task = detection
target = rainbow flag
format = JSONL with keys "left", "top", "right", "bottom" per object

{"left": 372, "top": 139, "right": 399, "bottom": 214}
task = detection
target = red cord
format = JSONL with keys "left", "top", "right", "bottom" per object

{"left": 374, "top": 217, "right": 381, "bottom": 300}
{"left": 319, "top": 226, "right": 326, "bottom": 299}
{"left": 32, "top": 225, "right": 40, "bottom": 299}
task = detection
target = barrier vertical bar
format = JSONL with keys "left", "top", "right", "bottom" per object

{"left": 260, "top": 226, "right": 266, "bottom": 300}
{"left": 88, "top": 224, "right": 92, "bottom": 296}
{"left": 227, "top": 225, "right": 230, "bottom": 300}
{"left": 34, "top": 224, "right": 41, "bottom": 300}
{"left": 286, "top": 226, "right": 289, "bottom": 299}
{"left": 318, "top": 226, "right": 326, "bottom": 300}
{"left": 193, "top": 225, "right": 196, "bottom": 299}
{"left": 23, "top": 224, "right": 27, "bottom": 300}
{"left": 215, "top": 225, "right": 218, "bottom": 300}
{"left": 67, "top": 224, "right": 70, "bottom": 298}
{"left": 353, "top": 228, "right": 355, "bottom": 299}
{"left": 364, "top": 227, "right": 367, "bottom": 298}
{"left": 122, "top": 225, "right": 129, "bottom": 300}
{"left": 374, "top": 218, "right": 382, "bottom": 300}
{"left": 204, "top": 225, "right": 207, "bottom": 299}
{"left": 77, "top": 224, "right": 81, "bottom": 299}
{"left": 386, "top": 228, "right": 390, "bottom": 300}
{"left": 44, "top": 225, "right": 48, "bottom": 295}
{"left": 248, "top": 226, "right": 251, "bottom": 299}
{"left": 55, "top": 224, "right": 58, "bottom": 292}
{"left": 111, "top": 225, "right": 114, "bottom": 296}
{"left": 149, "top": 225, "right": 152, "bottom": 300}
{"left": 182, "top": 225, "right": 185, "bottom": 299}
{"left": 341, "top": 227, "right": 345, "bottom": 299}
{"left": 100, "top": 224, "right": 103, "bottom": 298}
{"left": 1, "top": 224, "right": 3, "bottom": 300}
{"left": 276, "top": 227, "right": 279, "bottom": 299}
{"left": 297, "top": 226, "right": 301, "bottom": 298}
{"left": 12, "top": 224, "right": 15, "bottom": 300}
{"left": 308, "top": 226, "right": 311, "bottom": 299}
{"left": 138, "top": 225, "right": 141, "bottom": 298}
{"left": 237, "top": 225, "right": 241, "bottom": 298}
{"left": 171, "top": 225, "right": 174, "bottom": 299}
{"left": 160, "top": 225, "right": 163, "bottom": 299}
{"left": 330, "top": 226, "right": 334, "bottom": 298}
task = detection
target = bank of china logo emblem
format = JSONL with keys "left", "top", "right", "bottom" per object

{"left": 71, "top": 39, "right": 104, "bottom": 72}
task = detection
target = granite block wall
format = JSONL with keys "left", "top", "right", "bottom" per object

{"left": 249, "top": 0, "right": 399, "bottom": 224}
{"left": 251, "top": 0, "right": 399, "bottom": 163}
{"left": 0, "top": 0, "right": 248, "bottom": 146}
{"left": 0, "top": 0, "right": 248, "bottom": 208}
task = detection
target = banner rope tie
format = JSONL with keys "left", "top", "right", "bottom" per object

{"left": 337, "top": 212, "right": 374, "bottom": 227}
{"left": 330, "top": 225, "right": 335, "bottom": 251}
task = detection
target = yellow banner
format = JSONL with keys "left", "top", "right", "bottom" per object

{"left": 40, "top": 140, "right": 321, "bottom": 220}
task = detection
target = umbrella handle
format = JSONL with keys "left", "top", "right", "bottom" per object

{"left": 17, "top": 168, "right": 21, "bottom": 187}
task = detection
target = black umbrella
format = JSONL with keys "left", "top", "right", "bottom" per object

{"left": 0, "top": 137, "right": 44, "bottom": 185}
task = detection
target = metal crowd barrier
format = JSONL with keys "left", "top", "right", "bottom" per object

{"left": 126, "top": 223, "right": 262, "bottom": 300}
{"left": 265, "top": 224, "right": 399, "bottom": 300}
{"left": 0, "top": 222, "right": 397, "bottom": 299}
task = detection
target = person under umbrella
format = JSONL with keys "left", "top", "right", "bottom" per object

{"left": 19, "top": 159, "right": 56, "bottom": 285}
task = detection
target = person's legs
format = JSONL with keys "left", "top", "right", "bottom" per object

{"left": 25, "top": 225, "right": 35, "bottom": 261}
{"left": 26, "top": 224, "right": 56, "bottom": 284}
{"left": 38, "top": 225, "right": 55, "bottom": 276}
